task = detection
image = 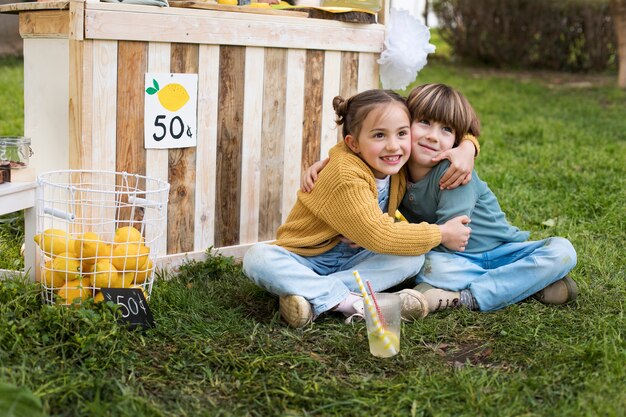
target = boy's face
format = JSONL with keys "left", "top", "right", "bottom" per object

{"left": 409, "top": 118, "right": 456, "bottom": 168}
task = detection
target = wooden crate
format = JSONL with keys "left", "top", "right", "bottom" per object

{"left": 12, "top": 1, "right": 385, "bottom": 268}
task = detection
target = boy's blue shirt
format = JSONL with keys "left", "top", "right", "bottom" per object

{"left": 400, "top": 160, "right": 529, "bottom": 253}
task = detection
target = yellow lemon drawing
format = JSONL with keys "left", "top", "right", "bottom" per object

{"left": 146, "top": 79, "right": 190, "bottom": 112}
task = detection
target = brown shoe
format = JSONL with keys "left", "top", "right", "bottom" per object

{"left": 279, "top": 295, "right": 313, "bottom": 328}
{"left": 414, "top": 283, "right": 461, "bottom": 313}
{"left": 533, "top": 276, "right": 578, "bottom": 305}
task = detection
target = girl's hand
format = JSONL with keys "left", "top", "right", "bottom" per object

{"left": 433, "top": 139, "right": 476, "bottom": 190}
{"left": 438, "top": 215, "right": 471, "bottom": 252}
{"left": 301, "top": 158, "right": 329, "bottom": 192}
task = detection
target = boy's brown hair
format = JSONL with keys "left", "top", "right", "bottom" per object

{"left": 406, "top": 83, "right": 480, "bottom": 146}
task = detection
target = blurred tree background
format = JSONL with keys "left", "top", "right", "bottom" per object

{"left": 428, "top": 0, "right": 626, "bottom": 86}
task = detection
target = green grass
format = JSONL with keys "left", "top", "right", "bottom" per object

{"left": 1, "top": 58, "right": 626, "bottom": 416}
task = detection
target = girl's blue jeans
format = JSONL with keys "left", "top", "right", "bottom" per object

{"left": 243, "top": 242, "right": 425, "bottom": 316}
{"left": 417, "top": 237, "right": 577, "bottom": 311}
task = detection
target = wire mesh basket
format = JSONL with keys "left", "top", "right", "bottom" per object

{"left": 35, "top": 170, "right": 169, "bottom": 306}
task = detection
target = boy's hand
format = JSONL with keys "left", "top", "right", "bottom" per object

{"left": 301, "top": 158, "right": 329, "bottom": 192}
{"left": 439, "top": 215, "right": 471, "bottom": 252}
{"left": 433, "top": 139, "right": 476, "bottom": 190}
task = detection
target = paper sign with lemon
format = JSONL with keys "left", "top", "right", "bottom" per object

{"left": 144, "top": 73, "right": 198, "bottom": 149}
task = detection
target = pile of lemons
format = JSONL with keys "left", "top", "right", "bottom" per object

{"left": 34, "top": 226, "right": 153, "bottom": 306}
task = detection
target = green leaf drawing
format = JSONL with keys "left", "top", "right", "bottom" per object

{"left": 153, "top": 79, "right": 159, "bottom": 90}
{"left": 146, "top": 87, "right": 158, "bottom": 95}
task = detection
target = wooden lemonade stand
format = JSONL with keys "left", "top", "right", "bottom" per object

{"left": 2, "top": 0, "right": 389, "bottom": 271}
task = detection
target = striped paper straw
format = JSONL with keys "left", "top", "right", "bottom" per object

{"left": 353, "top": 271, "right": 397, "bottom": 356}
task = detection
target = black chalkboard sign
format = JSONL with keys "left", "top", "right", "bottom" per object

{"left": 100, "top": 288, "right": 155, "bottom": 329}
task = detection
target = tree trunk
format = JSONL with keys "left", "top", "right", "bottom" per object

{"left": 611, "top": 0, "right": 626, "bottom": 88}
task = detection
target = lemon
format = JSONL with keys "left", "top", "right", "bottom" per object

{"left": 34, "top": 228, "right": 73, "bottom": 257}
{"left": 75, "top": 232, "right": 113, "bottom": 264}
{"left": 218, "top": 0, "right": 238, "bottom": 4}
{"left": 146, "top": 79, "right": 190, "bottom": 112}
{"left": 246, "top": 2, "right": 271, "bottom": 7}
{"left": 112, "top": 243, "right": 150, "bottom": 271}
{"left": 382, "top": 329, "right": 400, "bottom": 350}
{"left": 115, "top": 273, "right": 137, "bottom": 288}
{"left": 113, "top": 226, "right": 144, "bottom": 245}
{"left": 41, "top": 259, "right": 65, "bottom": 288}
{"left": 94, "top": 291, "right": 105, "bottom": 303}
{"left": 132, "top": 258, "right": 154, "bottom": 284}
{"left": 90, "top": 260, "right": 120, "bottom": 288}
{"left": 132, "top": 284, "right": 149, "bottom": 301}
{"left": 56, "top": 279, "right": 90, "bottom": 306}
{"left": 51, "top": 252, "right": 82, "bottom": 284}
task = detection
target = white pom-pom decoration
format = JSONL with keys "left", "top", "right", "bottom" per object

{"left": 378, "top": 8, "right": 436, "bottom": 90}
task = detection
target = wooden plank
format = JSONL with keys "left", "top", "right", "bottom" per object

{"left": 116, "top": 41, "right": 148, "bottom": 229}
{"left": 238, "top": 46, "right": 264, "bottom": 244}
{"left": 91, "top": 40, "right": 117, "bottom": 174}
{"left": 338, "top": 50, "right": 359, "bottom": 141}
{"left": 19, "top": 10, "right": 69, "bottom": 38}
{"left": 84, "top": 8, "right": 385, "bottom": 53}
{"left": 258, "top": 47, "right": 286, "bottom": 241}
{"left": 194, "top": 44, "right": 220, "bottom": 251}
{"left": 169, "top": 1, "right": 309, "bottom": 18}
{"left": 167, "top": 43, "right": 198, "bottom": 254}
{"left": 301, "top": 49, "right": 324, "bottom": 172}
{"left": 281, "top": 48, "right": 305, "bottom": 222}
{"left": 69, "top": 0, "right": 83, "bottom": 40}
{"left": 155, "top": 240, "right": 271, "bottom": 273}
{"left": 215, "top": 45, "right": 245, "bottom": 247}
{"left": 319, "top": 50, "right": 341, "bottom": 159}
{"left": 146, "top": 41, "right": 171, "bottom": 257}
{"left": 357, "top": 51, "right": 379, "bottom": 91}
{"left": 68, "top": 39, "right": 89, "bottom": 170}
{"left": 0, "top": 1, "right": 68, "bottom": 14}
{"left": 22, "top": 39, "right": 70, "bottom": 175}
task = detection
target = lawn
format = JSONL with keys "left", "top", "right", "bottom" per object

{"left": 1, "top": 55, "right": 626, "bottom": 417}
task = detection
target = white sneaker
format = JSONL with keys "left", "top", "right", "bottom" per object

{"left": 344, "top": 299, "right": 365, "bottom": 324}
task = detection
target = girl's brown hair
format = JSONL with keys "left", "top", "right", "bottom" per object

{"left": 333, "top": 89, "right": 408, "bottom": 139}
{"left": 406, "top": 83, "right": 480, "bottom": 145}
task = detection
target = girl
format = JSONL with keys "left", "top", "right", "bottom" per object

{"left": 243, "top": 89, "right": 472, "bottom": 327}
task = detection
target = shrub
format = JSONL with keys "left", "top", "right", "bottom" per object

{"left": 434, "top": 0, "right": 617, "bottom": 72}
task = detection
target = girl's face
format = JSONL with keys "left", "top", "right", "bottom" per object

{"left": 345, "top": 103, "right": 411, "bottom": 179}
{"left": 409, "top": 118, "right": 456, "bottom": 168}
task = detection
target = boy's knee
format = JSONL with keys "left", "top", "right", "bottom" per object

{"left": 549, "top": 237, "right": 577, "bottom": 268}
{"left": 242, "top": 243, "right": 272, "bottom": 277}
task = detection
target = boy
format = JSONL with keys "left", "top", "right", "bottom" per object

{"left": 402, "top": 83, "right": 577, "bottom": 312}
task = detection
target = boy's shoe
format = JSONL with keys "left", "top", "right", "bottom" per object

{"left": 414, "top": 283, "right": 461, "bottom": 313}
{"left": 395, "top": 288, "right": 429, "bottom": 320}
{"left": 279, "top": 295, "right": 313, "bottom": 328}
{"left": 533, "top": 276, "right": 578, "bottom": 305}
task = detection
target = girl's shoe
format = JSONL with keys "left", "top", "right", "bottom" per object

{"left": 533, "top": 276, "right": 578, "bottom": 305}
{"left": 395, "top": 288, "right": 429, "bottom": 320}
{"left": 279, "top": 295, "right": 314, "bottom": 328}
